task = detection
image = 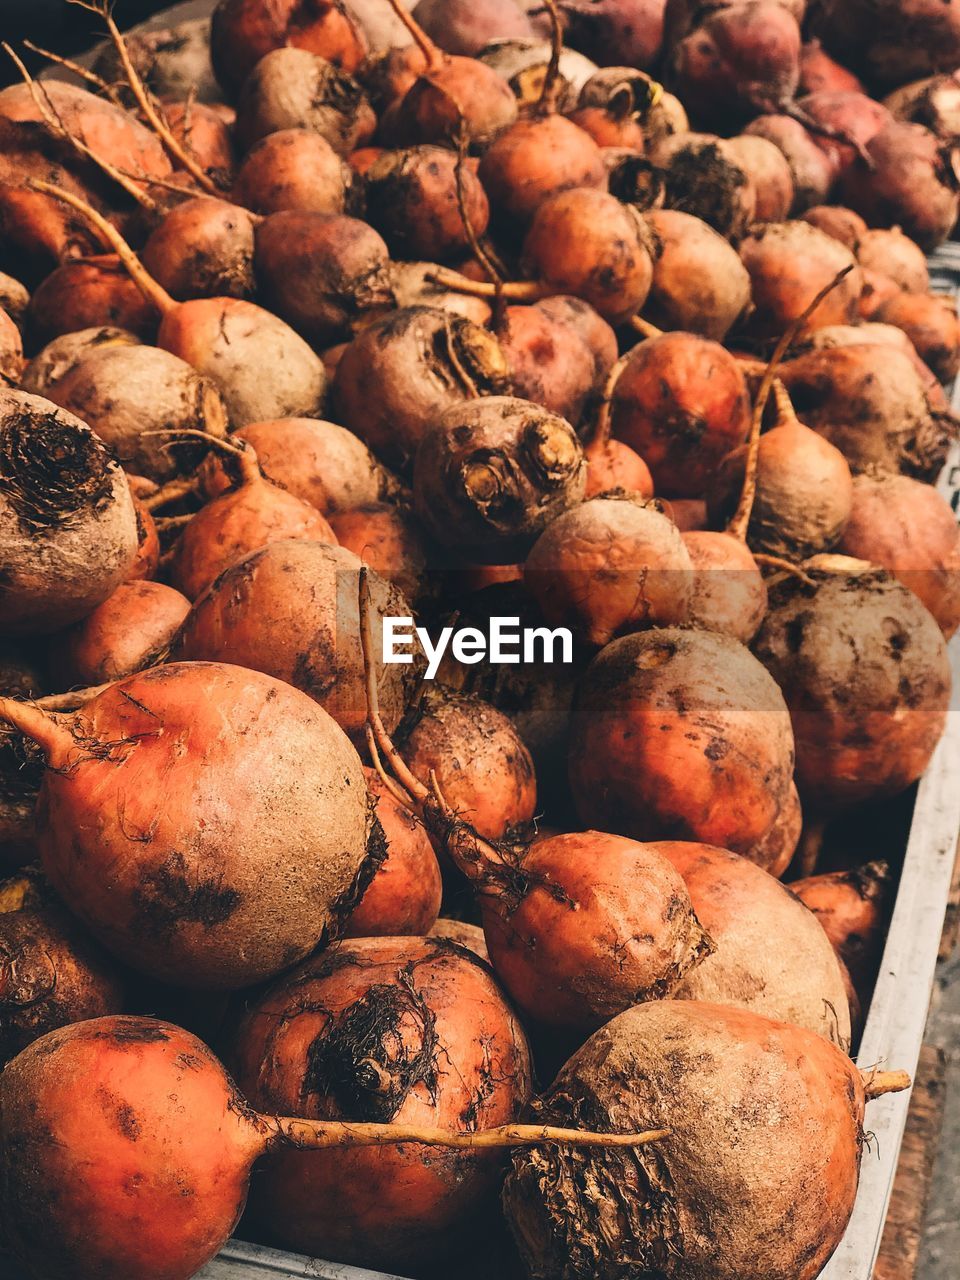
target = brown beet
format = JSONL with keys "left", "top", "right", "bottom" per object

{"left": 812, "top": 0, "right": 960, "bottom": 89}
{"left": 26, "top": 257, "right": 158, "bottom": 348}
{"left": 885, "top": 71, "right": 960, "bottom": 140}
{"left": 234, "top": 47, "right": 375, "bottom": 154}
{"left": 744, "top": 114, "right": 834, "bottom": 210}
{"left": 364, "top": 146, "right": 489, "bottom": 260}
{"left": 644, "top": 209, "right": 751, "bottom": 340}
{"left": 414, "top": 0, "right": 537, "bottom": 54}
{"left": 560, "top": 0, "right": 666, "bottom": 70}
{"left": 800, "top": 204, "right": 867, "bottom": 250}
{"left": 93, "top": 15, "right": 218, "bottom": 104}
{"left": 142, "top": 198, "right": 257, "bottom": 301}
{"left": 857, "top": 226, "right": 930, "bottom": 293}
{"left": 49, "top": 581, "right": 190, "bottom": 687}
{"left": 651, "top": 132, "right": 757, "bottom": 239}
{"left": 797, "top": 91, "right": 892, "bottom": 180}
{"left": 232, "top": 128, "right": 354, "bottom": 214}
{"left": 738, "top": 222, "right": 862, "bottom": 339}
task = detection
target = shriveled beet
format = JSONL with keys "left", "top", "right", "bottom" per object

{"left": 643, "top": 209, "right": 751, "bottom": 340}
{"left": 49, "top": 581, "right": 190, "bottom": 688}
{"left": 211, "top": 0, "right": 368, "bottom": 97}
{"left": 754, "top": 564, "right": 952, "bottom": 810}
{"left": 413, "top": 0, "right": 536, "bottom": 55}
{"left": 231, "top": 936, "right": 532, "bottom": 1269}
{"left": 342, "top": 769, "right": 442, "bottom": 936}
{"left": 661, "top": 842, "right": 851, "bottom": 1048}
{"left": 885, "top": 71, "right": 960, "bottom": 140}
{"left": 811, "top": 0, "right": 960, "bottom": 90}
{"left": 791, "top": 860, "right": 891, "bottom": 996}
{"left": 721, "top": 134, "right": 794, "bottom": 220}
{"left": 200, "top": 417, "right": 396, "bottom": 514}
{"left": 504, "top": 1000, "right": 894, "bottom": 1280}
{"left": 177, "top": 539, "right": 417, "bottom": 741}
{"left": 142, "top": 197, "right": 257, "bottom": 301}
{"left": 0, "top": 391, "right": 139, "bottom": 637}
{"left": 363, "top": 146, "right": 490, "bottom": 261}
{"left": 875, "top": 290, "right": 960, "bottom": 381}
{"left": 799, "top": 38, "right": 865, "bottom": 97}
{"left": 254, "top": 210, "right": 392, "bottom": 344}
{"left": 682, "top": 531, "right": 767, "bottom": 643}
{"left": 234, "top": 47, "right": 375, "bottom": 154}
{"left": 838, "top": 473, "right": 960, "bottom": 637}
{"left": 744, "top": 114, "right": 834, "bottom": 210}
{"left": 478, "top": 113, "right": 606, "bottom": 226}
{"left": 522, "top": 189, "right": 655, "bottom": 323}
{"left": 560, "top": 0, "right": 666, "bottom": 70}
{"left": 797, "top": 91, "right": 892, "bottom": 180}
{"left": 840, "top": 121, "right": 960, "bottom": 251}
{"left": 780, "top": 342, "right": 956, "bottom": 481}
{"left": 171, "top": 442, "right": 337, "bottom": 599}
{"left": 570, "top": 627, "right": 795, "bottom": 853}
{"left": 496, "top": 304, "right": 598, "bottom": 425}
{"left": 329, "top": 502, "right": 428, "bottom": 600}
{"left": 857, "top": 226, "right": 930, "bottom": 293}
{"left": 20, "top": 327, "right": 139, "bottom": 398}
{"left": 413, "top": 395, "right": 586, "bottom": 562}
{"left": 0, "top": 876, "right": 126, "bottom": 1065}
{"left": 525, "top": 494, "right": 693, "bottom": 647}
{"left": 801, "top": 204, "right": 867, "bottom": 250}
{"left": 232, "top": 127, "right": 354, "bottom": 214}
{"left": 333, "top": 306, "right": 509, "bottom": 470}
{"left": 610, "top": 331, "right": 751, "bottom": 499}
{"left": 747, "top": 778, "right": 801, "bottom": 878}
{"left": 399, "top": 685, "right": 537, "bottom": 840}
{"left": 738, "top": 222, "right": 861, "bottom": 339}
{"left": 651, "top": 132, "right": 757, "bottom": 239}
{"left": 26, "top": 257, "right": 158, "bottom": 349}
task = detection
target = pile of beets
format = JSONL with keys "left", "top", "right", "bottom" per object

{"left": 0, "top": 1, "right": 957, "bottom": 1278}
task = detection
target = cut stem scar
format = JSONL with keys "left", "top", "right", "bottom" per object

{"left": 861, "top": 1069, "right": 911, "bottom": 1100}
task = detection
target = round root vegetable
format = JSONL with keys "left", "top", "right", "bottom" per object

{"left": 643, "top": 208, "right": 751, "bottom": 340}
{"left": 801, "top": 204, "right": 867, "bottom": 250}
{"left": 413, "top": 395, "right": 586, "bottom": 562}
{"left": 93, "top": 16, "right": 219, "bottom": 104}
{"left": 169, "top": 437, "right": 337, "bottom": 599}
{"left": 478, "top": 114, "right": 606, "bottom": 227}
{"left": 738, "top": 222, "right": 861, "bottom": 339}
{"left": 343, "top": 769, "right": 441, "bottom": 936}
{"left": 838, "top": 472, "right": 960, "bottom": 638}
{"left": 651, "top": 133, "right": 756, "bottom": 239}
{"left": 567, "top": 103, "right": 646, "bottom": 151}
{"left": 744, "top": 113, "right": 834, "bottom": 210}
{"left": 231, "top": 936, "right": 533, "bottom": 1268}
{"left": 568, "top": 627, "right": 795, "bottom": 854}
{"left": 177, "top": 539, "right": 417, "bottom": 741}
{"left": 0, "top": 390, "right": 139, "bottom": 637}
{"left": 559, "top": 0, "right": 666, "bottom": 70}
{"left": 583, "top": 436, "right": 654, "bottom": 499}
{"left": 231, "top": 127, "right": 355, "bottom": 214}
{"left": 162, "top": 101, "right": 236, "bottom": 186}
{"left": 128, "top": 497, "right": 161, "bottom": 583}
{"left": 885, "top": 71, "right": 960, "bottom": 140}
{"left": 609, "top": 331, "right": 751, "bottom": 499}
{"left": 682, "top": 530, "right": 767, "bottom": 643}
{"left": 413, "top": 0, "right": 536, "bottom": 54}
{"left": 199, "top": 417, "right": 396, "bottom": 514}
{"left": 0, "top": 1014, "right": 662, "bottom": 1280}
{"left": 791, "top": 861, "right": 891, "bottom": 995}
{"left": 234, "top": 47, "right": 375, "bottom": 153}
{"left": 20, "top": 327, "right": 140, "bottom": 398}
{"left": 721, "top": 134, "right": 794, "bottom": 221}
{"left": 328, "top": 502, "right": 428, "bottom": 601}
{"left": 660, "top": 842, "right": 851, "bottom": 1049}
{"left": 479, "top": 832, "right": 712, "bottom": 1032}
{"left": 254, "top": 210, "right": 393, "bottom": 345}
{"left": 525, "top": 494, "right": 693, "bottom": 647}
{"left": 503, "top": 1000, "right": 906, "bottom": 1280}
{"left": 333, "top": 306, "right": 509, "bottom": 469}
{"left": 211, "top": 0, "right": 368, "bottom": 97}
{"left": 874, "top": 291, "right": 960, "bottom": 382}
{"left": 811, "top": 0, "right": 960, "bottom": 89}
{"left": 25, "top": 256, "right": 158, "bottom": 348}
{"left": 42, "top": 346, "right": 229, "bottom": 483}
{"left": 534, "top": 295, "right": 617, "bottom": 386}
{"left": 796, "top": 91, "right": 892, "bottom": 180}
{"left": 142, "top": 197, "right": 257, "bottom": 301}
{"left": 799, "top": 38, "right": 865, "bottom": 97}
{"left": 363, "top": 146, "right": 490, "bottom": 261}
{"left": 49, "top": 580, "right": 191, "bottom": 688}
{"left": 747, "top": 778, "right": 801, "bottom": 878}
{"left": 857, "top": 226, "right": 930, "bottom": 294}
{"left": 496, "top": 304, "right": 598, "bottom": 426}
{"left": 429, "top": 916, "right": 489, "bottom": 960}
{"left": 754, "top": 565, "right": 952, "bottom": 810}
{"left": 797, "top": 320, "right": 944, "bottom": 394}
{"left": 779, "top": 342, "right": 956, "bottom": 482}
{"left": 398, "top": 685, "right": 537, "bottom": 840}
{"left": 0, "top": 662, "right": 379, "bottom": 987}
{"left": 840, "top": 121, "right": 960, "bottom": 251}
{"left": 0, "top": 878, "right": 125, "bottom": 1065}
{"left": 0, "top": 272, "right": 28, "bottom": 327}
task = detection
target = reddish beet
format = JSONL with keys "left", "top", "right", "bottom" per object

{"left": 811, "top": 0, "right": 960, "bottom": 90}
{"left": 738, "top": 222, "right": 862, "bottom": 339}
{"left": 744, "top": 114, "right": 834, "bottom": 210}
{"left": 26, "top": 257, "right": 158, "bottom": 349}
{"left": 496, "top": 304, "right": 598, "bottom": 425}
{"left": 797, "top": 91, "right": 892, "bottom": 180}
{"left": 413, "top": 0, "right": 537, "bottom": 54}
{"left": 364, "top": 146, "right": 490, "bottom": 260}
{"left": 560, "top": 0, "right": 667, "bottom": 70}
{"left": 799, "top": 39, "right": 865, "bottom": 97}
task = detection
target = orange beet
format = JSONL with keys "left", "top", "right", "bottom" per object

{"left": 329, "top": 502, "right": 428, "bottom": 601}
{"left": 682, "top": 530, "right": 767, "bottom": 643}
{"left": 50, "top": 581, "right": 190, "bottom": 687}
{"left": 791, "top": 860, "right": 891, "bottom": 995}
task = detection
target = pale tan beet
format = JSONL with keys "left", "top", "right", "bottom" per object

{"left": 200, "top": 418, "right": 395, "bottom": 514}
{"left": 93, "top": 16, "right": 218, "bottom": 103}
{"left": 171, "top": 444, "right": 337, "bottom": 599}
{"left": 650, "top": 132, "right": 756, "bottom": 239}
{"left": 0, "top": 308, "right": 22, "bottom": 384}
{"left": 791, "top": 860, "right": 891, "bottom": 995}
{"left": 234, "top": 47, "right": 375, "bottom": 154}
{"left": 569, "top": 628, "right": 795, "bottom": 855}
{"left": 801, "top": 204, "right": 867, "bottom": 250}
{"left": 343, "top": 769, "right": 441, "bottom": 936}
{"left": 779, "top": 343, "right": 955, "bottom": 482}
{"left": 49, "top": 581, "right": 191, "bottom": 688}
{"left": 661, "top": 842, "right": 851, "bottom": 1049}
{"left": 478, "top": 113, "right": 606, "bottom": 225}
{"left": 413, "top": 396, "right": 586, "bottom": 563}
{"left": 504, "top": 1000, "right": 872, "bottom": 1280}
{"left": 19, "top": 328, "right": 139, "bottom": 398}
{"left": 681, "top": 531, "right": 767, "bottom": 643}
{"left": 755, "top": 565, "right": 952, "bottom": 810}
{"left": 525, "top": 495, "right": 693, "bottom": 647}
{"left": 399, "top": 685, "right": 537, "bottom": 841}
{"left": 232, "top": 128, "right": 354, "bottom": 214}
{"left": 0, "top": 390, "right": 138, "bottom": 637}
{"left": 796, "top": 321, "right": 943, "bottom": 395}
{"left": 857, "top": 226, "right": 930, "bottom": 293}
{"left": 176, "top": 539, "right": 416, "bottom": 742}
{"left": 42, "top": 346, "right": 229, "bottom": 483}
{"left": 738, "top": 222, "right": 862, "bottom": 339}
{"left": 743, "top": 113, "right": 834, "bottom": 210}
{"left": 874, "top": 291, "right": 960, "bottom": 382}
{"left": 333, "top": 306, "right": 509, "bottom": 470}
{"left": 384, "top": 261, "right": 493, "bottom": 325}
{"left": 838, "top": 473, "right": 960, "bottom": 637}
{"left": 643, "top": 209, "right": 751, "bottom": 340}
{"left": 26, "top": 258, "right": 158, "bottom": 348}
{"left": 746, "top": 779, "right": 801, "bottom": 878}
{"left": 721, "top": 135, "right": 794, "bottom": 221}
{"left": 329, "top": 502, "right": 427, "bottom": 601}
{"left": 142, "top": 198, "right": 257, "bottom": 301}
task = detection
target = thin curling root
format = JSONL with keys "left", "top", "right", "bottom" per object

{"left": 263, "top": 1116, "right": 672, "bottom": 1151}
